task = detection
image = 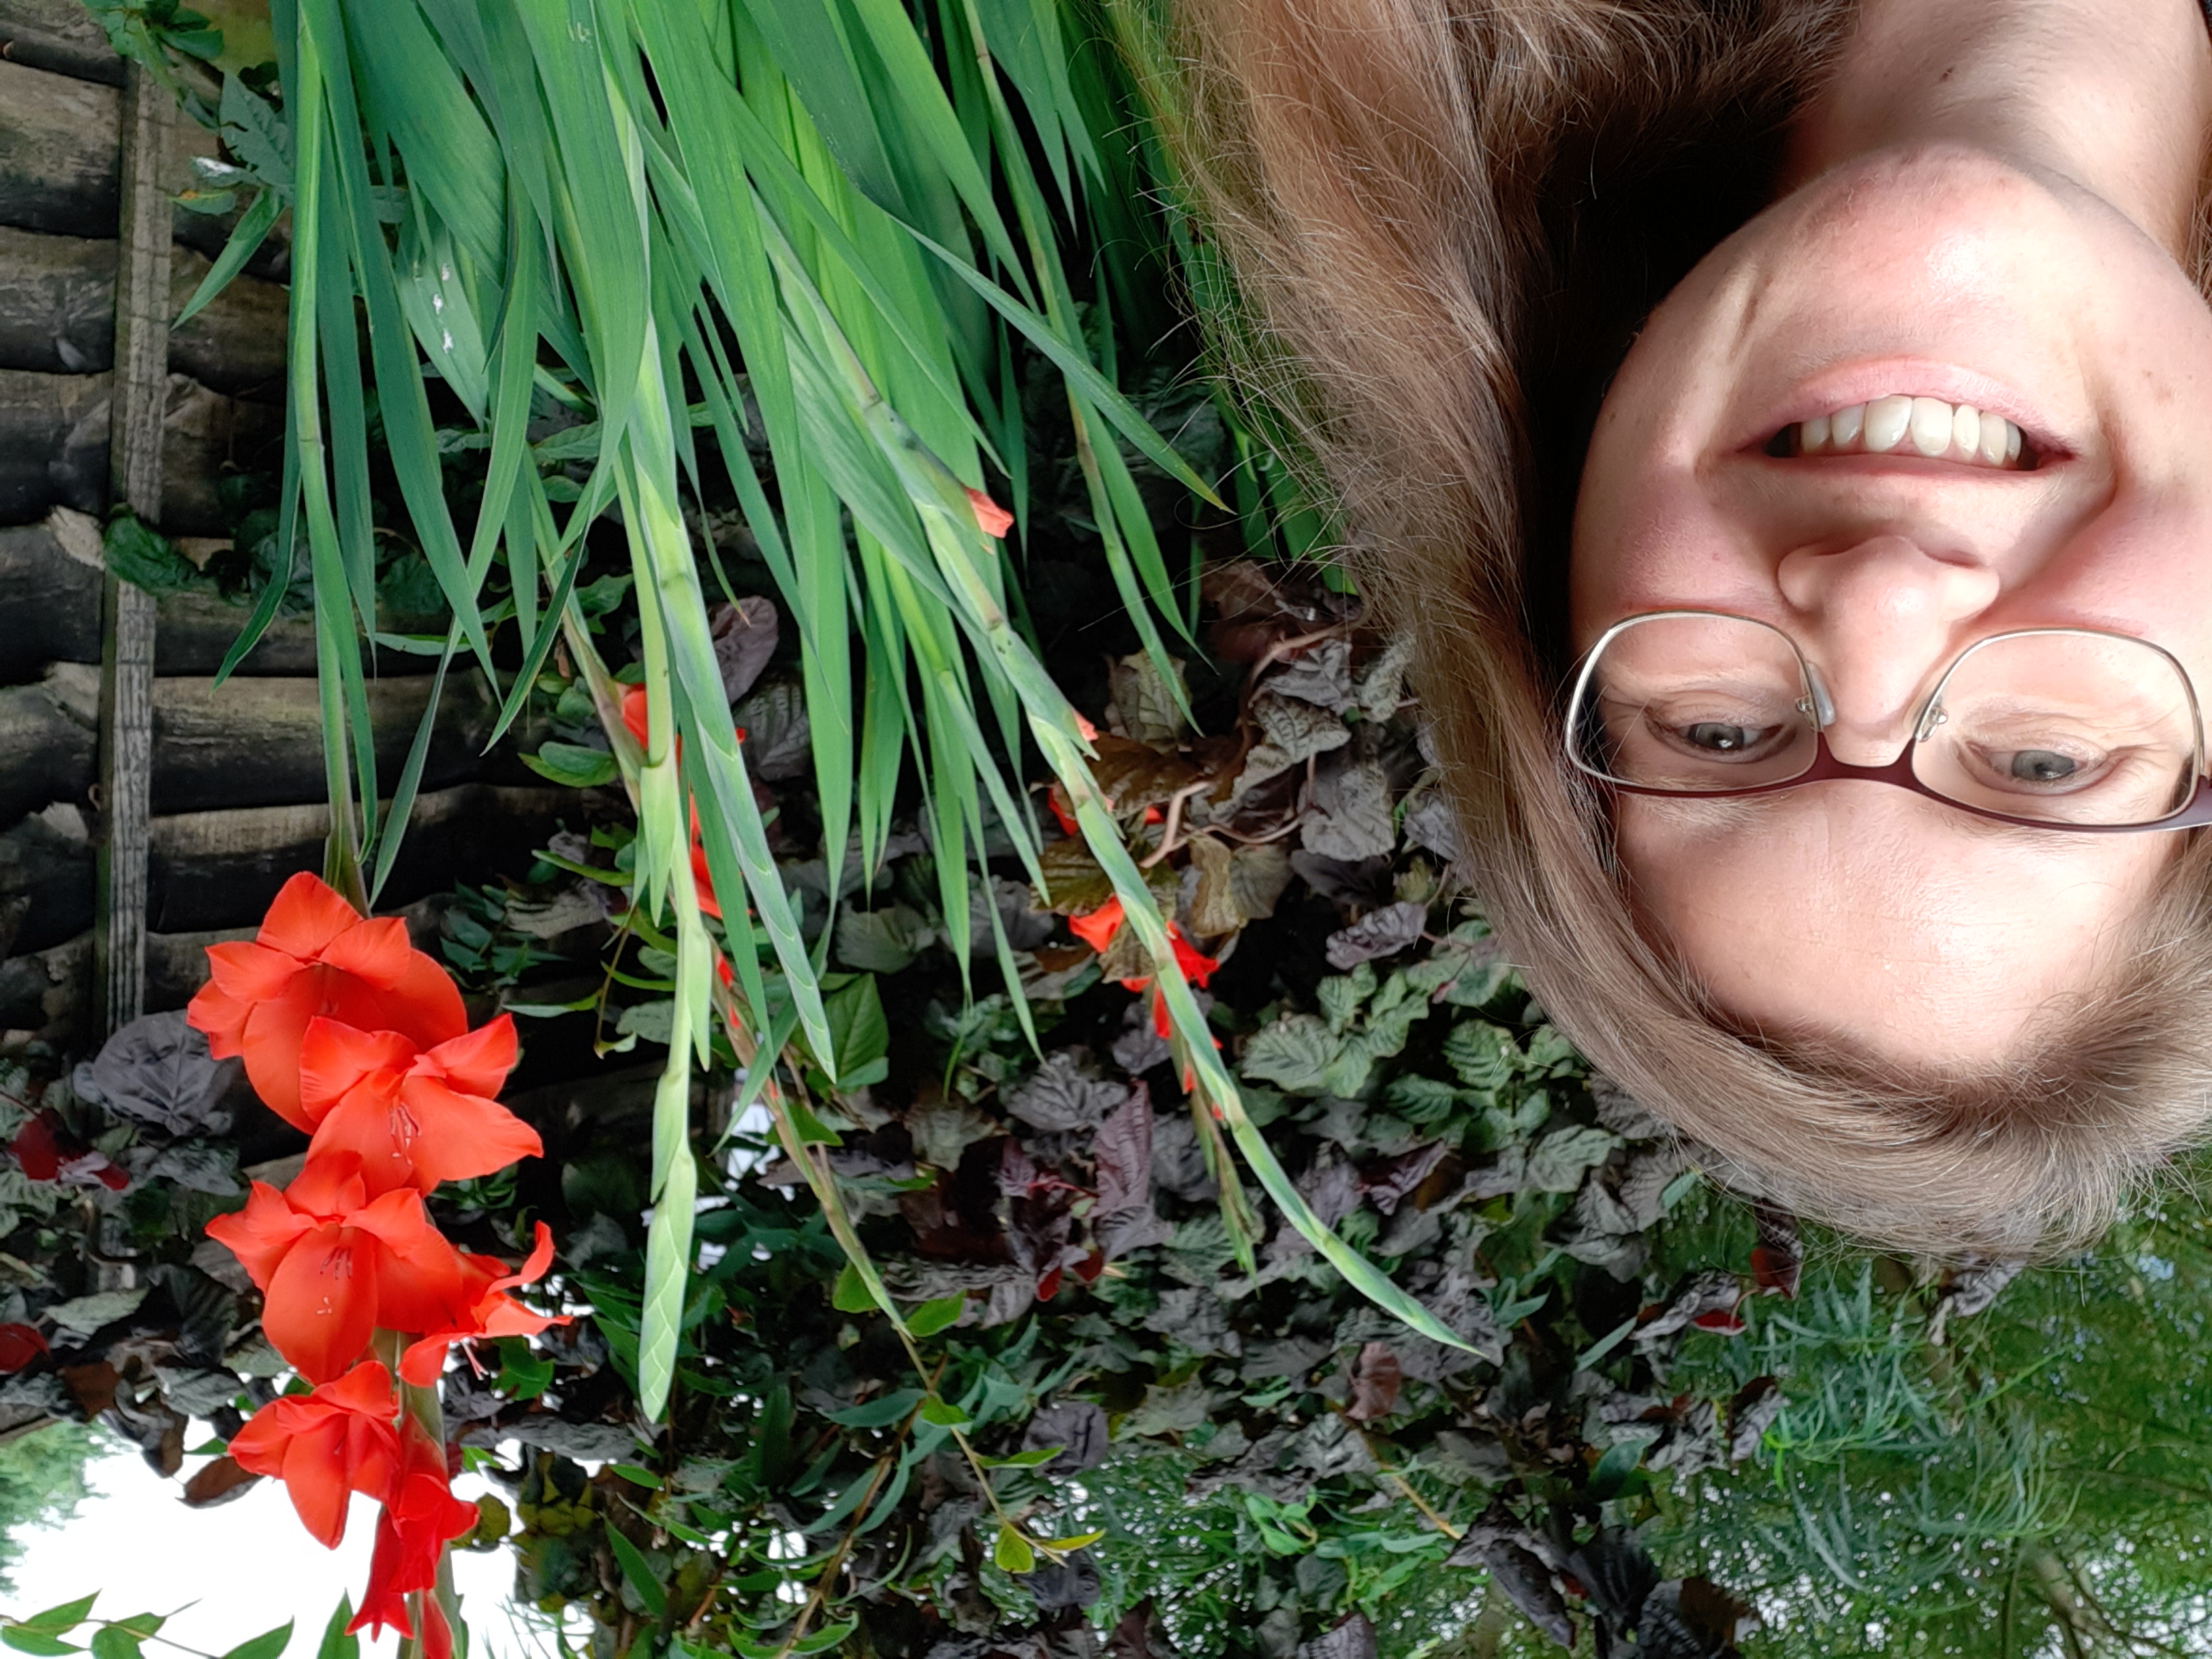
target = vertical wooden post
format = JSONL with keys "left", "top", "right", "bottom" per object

{"left": 95, "top": 58, "right": 173, "bottom": 1035}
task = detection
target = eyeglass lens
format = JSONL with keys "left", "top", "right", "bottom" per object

{"left": 1569, "top": 615, "right": 2199, "bottom": 826}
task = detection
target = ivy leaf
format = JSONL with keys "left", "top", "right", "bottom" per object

{"left": 1525, "top": 1125, "right": 1618, "bottom": 1193}
{"left": 1444, "top": 1021, "right": 1519, "bottom": 1090}
{"left": 1240, "top": 1015, "right": 1338, "bottom": 1095}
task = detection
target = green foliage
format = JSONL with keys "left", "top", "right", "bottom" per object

{"left": 0, "top": 1425, "right": 101, "bottom": 1597}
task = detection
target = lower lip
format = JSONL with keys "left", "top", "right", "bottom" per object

{"left": 1740, "top": 358, "right": 2062, "bottom": 458}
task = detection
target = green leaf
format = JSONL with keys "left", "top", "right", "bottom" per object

{"left": 1, "top": 1636, "right": 77, "bottom": 1656}
{"left": 976, "top": 1448, "right": 1060, "bottom": 1468}
{"left": 917, "top": 1396, "right": 969, "bottom": 1427}
{"left": 311, "top": 1595, "right": 354, "bottom": 1659}
{"left": 88, "top": 1629, "right": 138, "bottom": 1659}
{"left": 217, "top": 1623, "right": 291, "bottom": 1659}
{"left": 522, "top": 741, "right": 621, "bottom": 789}
{"left": 788, "top": 1620, "right": 859, "bottom": 1656}
{"left": 610, "top": 1464, "right": 662, "bottom": 1489}
{"left": 605, "top": 1527, "right": 668, "bottom": 1619}
{"left": 15, "top": 1602, "right": 95, "bottom": 1638}
{"left": 820, "top": 973, "right": 890, "bottom": 1091}
{"left": 103, "top": 515, "right": 199, "bottom": 596}
{"left": 174, "top": 187, "right": 283, "bottom": 328}
{"left": 1587, "top": 1437, "right": 1648, "bottom": 1503}
{"left": 832, "top": 1262, "right": 876, "bottom": 1314}
{"left": 906, "top": 1294, "right": 966, "bottom": 1339}
{"left": 993, "top": 1523, "right": 1036, "bottom": 1574}
{"left": 1240, "top": 1014, "right": 1338, "bottom": 1096}
{"left": 1044, "top": 1530, "right": 1105, "bottom": 1551}
{"left": 823, "top": 1389, "right": 923, "bottom": 1429}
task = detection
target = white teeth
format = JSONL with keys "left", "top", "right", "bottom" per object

{"left": 1786, "top": 393, "right": 2029, "bottom": 468}
{"left": 1908, "top": 397, "right": 1952, "bottom": 456}
{"left": 1864, "top": 395, "right": 1913, "bottom": 453}
{"left": 1979, "top": 412, "right": 2008, "bottom": 466}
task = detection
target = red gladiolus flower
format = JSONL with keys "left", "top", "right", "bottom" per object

{"left": 0, "top": 1324, "right": 47, "bottom": 1372}
{"left": 296, "top": 1017, "right": 541, "bottom": 1198}
{"left": 619, "top": 686, "right": 729, "bottom": 920}
{"left": 964, "top": 486, "right": 1013, "bottom": 539}
{"left": 400, "top": 1222, "right": 567, "bottom": 1386}
{"left": 1068, "top": 897, "right": 1123, "bottom": 954}
{"left": 227, "top": 1362, "right": 403, "bottom": 1548}
{"left": 620, "top": 683, "right": 652, "bottom": 752}
{"left": 349, "top": 1416, "right": 478, "bottom": 1654}
{"left": 205, "top": 1154, "right": 468, "bottom": 1384}
{"left": 1046, "top": 782, "right": 1079, "bottom": 838}
{"left": 188, "top": 873, "right": 466, "bottom": 1130}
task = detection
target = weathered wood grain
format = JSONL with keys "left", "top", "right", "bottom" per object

{"left": 0, "top": 226, "right": 288, "bottom": 391}
{"left": 0, "top": 368, "right": 284, "bottom": 532}
{"left": 0, "top": 57, "right": 285, "bottom": 274}
{"left": 0, "top": 0, "right": 123, "bottom": 85}
{"left": 0, "top": 515, "right": 325, "bottom": 680}
{"left": 0, "top": 662, "right": 508, "bottom": 824}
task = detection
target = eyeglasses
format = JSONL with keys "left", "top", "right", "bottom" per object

{"left": 1564, "top": 611, "right": 2212, "bottom": 832}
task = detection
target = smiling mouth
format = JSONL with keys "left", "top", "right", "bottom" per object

{"left": 1767, "top": 395, "right": 2035, "bottom": 470}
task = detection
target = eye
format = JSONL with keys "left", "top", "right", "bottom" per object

{"left": 2005, "top": 749, "right": 2082, "bottom": 784}
{"left": 1680, "top": 722, "right": 1770, "bottom": 753}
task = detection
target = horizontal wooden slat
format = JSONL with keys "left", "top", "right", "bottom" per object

{"left": 0, "top": 225, "right": 289, "bottom": 392}
{"left": 0, "top": 660, "right": 521, "bottom": 827}
{"left": 0, "top": 513, "right": 466, "bottom": 681}
{"left": 0, "top": 367, "right": 283, "bottom": 532}
{"left": 0, "top": 783, "right": 575, "bottom": 958}
{"left": 0, "top": 0, "right": 123, "bottom": 85}
{"left": 0, "top": 56, "right": 286, "bottom": 274}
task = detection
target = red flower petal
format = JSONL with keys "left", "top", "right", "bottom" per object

{"left": 0, "top": 1324, "right": 48, "bottom": 1372}
{"left": 420, "top": 1016, "right": 517, "bottom": 1099}
{"left": 263, "top": 1222, "right": 382, "bottom": 1385}
{"left": 964, "top": 485, "right": 1013, "bottom": 538}
{"left": 621, "top": 684, "right": 651, "bottom": 751}
{"left": 314, "top": 914, "right": 414, "bottom": 989}
{"left": 256, "top": 872, "right": 368, "bottom": 962}
{"left": 183, "top": 976, "right": 252, "bottom": 1058}
{"left": 389, "top": 1078, "right": 542, "bottom": 1190}
{"left": 200, "top": 940, "right": 298, "bottom": 1011}
{"left": 1068, "top": 898, "right": 1124, "bottom": 954}
{"left": 8, "top": 1115, "right": 59, "bottom": 1183}
{"left": 298, "top": 1020, "right": 418, "bottom": 1123}
{"left": 204, "top": 1180, "right": 321, "bottom": 1291}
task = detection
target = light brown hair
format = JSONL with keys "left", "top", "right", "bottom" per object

{"left": 1139, "top": 0, "right": 2212, "bottom": 1255}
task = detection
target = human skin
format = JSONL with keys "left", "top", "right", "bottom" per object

{"left": 1569, "top": 0, "right": 2212, "bottom": 1064}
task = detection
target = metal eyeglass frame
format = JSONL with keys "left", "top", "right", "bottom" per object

{"left": 1562, "top": 609, "right": 2212, "bottom": 834}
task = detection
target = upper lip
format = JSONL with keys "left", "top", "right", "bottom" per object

{"left": 1735, "top": 358, "right": 2075, "bottom": 463}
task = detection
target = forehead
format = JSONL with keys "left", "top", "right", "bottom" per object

{"left": 1614, "top": 787, "right": 2172, "bottom": 1060}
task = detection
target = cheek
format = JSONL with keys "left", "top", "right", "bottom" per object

{"left": 1570, "top": 462, "right": 1778, "bottom": 646}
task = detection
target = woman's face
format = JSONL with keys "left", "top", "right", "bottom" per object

{"left": 1571, "top": 144, "right": 2212, "bottom": 1064}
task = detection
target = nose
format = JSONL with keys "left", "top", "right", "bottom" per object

{"left": 1776, "top": 536, "right": 2001, "bottom": 762}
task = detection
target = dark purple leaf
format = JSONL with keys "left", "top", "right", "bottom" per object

{"left": 1323, "top": 901, "right": 1428, "bottom": 970}
{"left": 1344, "top": 1342, "right": 1401, "bottom": 1423}
{"left": 1295, "top": 1613, "right": 1377, "bottom": 1659}
{"left": 1021, "top": 1402, "right": 1109, "bottom": 1474}
{"left": 710, "top": 595, "right": 778, "bottom": 702}
{"left": 1093, "top": 1087, "right": 1153, "bottom": 1216}
{"left": 1358, "top": 1142, "right": 1447, "bottom": 1216}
